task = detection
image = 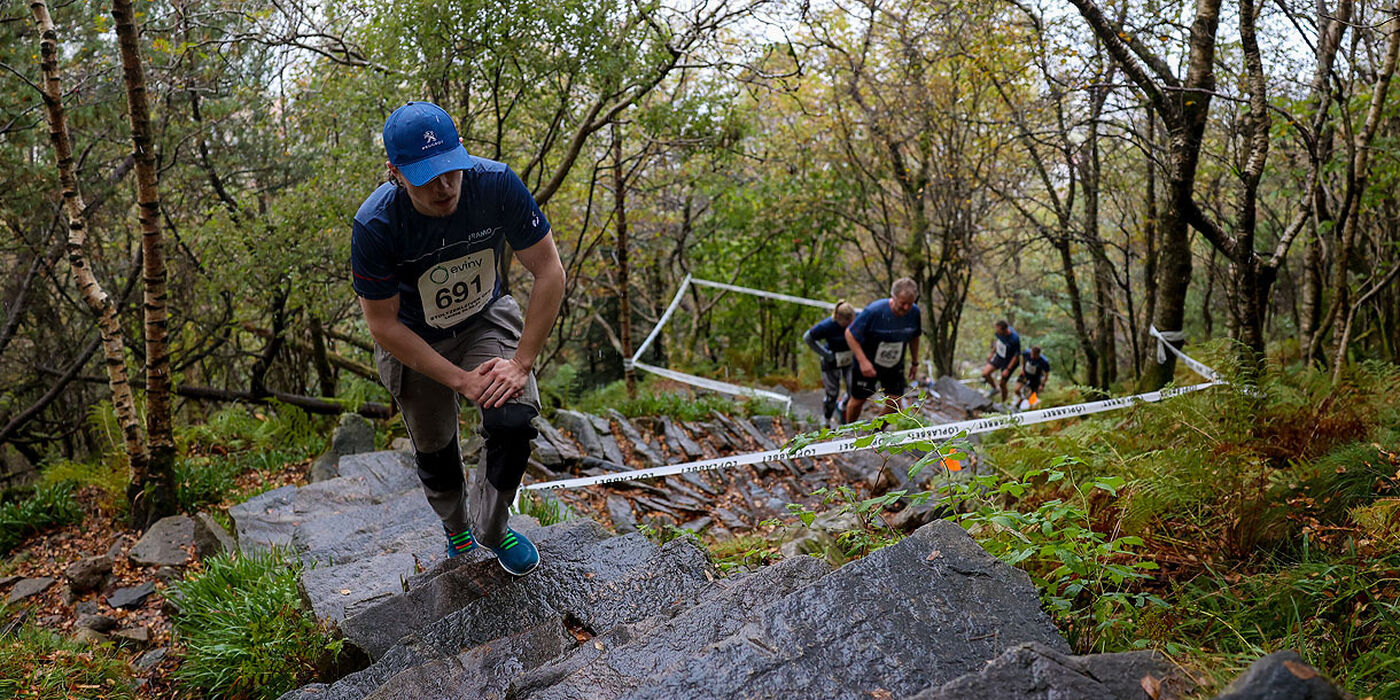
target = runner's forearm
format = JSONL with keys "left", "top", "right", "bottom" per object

{"left": 844, "top": 329, "right": 871, "bottom": 367}
{"left": 366, "top": 312, "right": 471, "bottom": 393}
{"left": 512, "top": 263, "right": 564, "bottom": 370}
{"left": 804, "top": 329, "right": 834, "bottom": 361}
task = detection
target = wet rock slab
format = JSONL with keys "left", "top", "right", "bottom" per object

{"left": 6, "top": 577, "right": 54, "bottom": 604}
{"left": 910, "top": 641, "right": 1189, "bottom": 700}
{"left": 129, "top": 515, "right": 195, "bottom": 567}
{"left": 621, "top": 520, "right": 1068, "bottom": 700}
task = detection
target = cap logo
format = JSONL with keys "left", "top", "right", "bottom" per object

{"left": 422, "top": 130, "right": 441, "bottom": 150}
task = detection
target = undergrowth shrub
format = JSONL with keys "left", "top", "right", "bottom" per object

{"left": 1156, "top": 548, "right": 1400, "bottom": 696}
{"left": 0, "top": 606, "right": 133, "bottom": 699}
{"left": 172, "top": 549, "right": 341, "bottom": 699}
{"left": 0, "top": 483, "right": 83, "bottom": 554}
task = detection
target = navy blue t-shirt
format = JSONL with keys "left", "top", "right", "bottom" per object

{"left": 351, "top": 157, "right": 549, "bottom": 342}
{"left": 848, "top": 299, "right": 922, "bottom": 368}
{"left": 1021, "top": 351, "right": 1051, "bottom": 376}
{"left": 993, "top": 329, "right": 1022, "bottom": 361}
{"left": 807, "top": 318, "right": 851, "bottom": 353}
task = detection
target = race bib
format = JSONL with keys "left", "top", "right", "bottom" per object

{"left": 1026, "top": 363, "right": 1040, "bottom": 375}
{"left": 834, "top": 351, "right": 854, "bottom": 368}
{"left": 418, "top": 249, "right": 496, "bottom": 329}
{"left": 995, "top": 339, "right": 1008, "bottom": 358}
{"left": 874, "top": 341, "right": 903, "bottom": 368}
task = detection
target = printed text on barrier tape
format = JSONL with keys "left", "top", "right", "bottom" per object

{"left": 522, "top": 379, "right": 1221, "bottom": 491}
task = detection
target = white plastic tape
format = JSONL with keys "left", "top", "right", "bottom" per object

{"left": 1150, "top": 325, "right": 1215, "bottom": 380}
{"left": 631, "top": 273, "right": 692, "bottom": 363}
{"left": 689, "top": 278, "right": 863, "bottom": 313}
{"left": 633, "top": 361, "right": 792, "bottom": 408}
{"left": 523, "top": 378, "right": 1222, "bottom": 492}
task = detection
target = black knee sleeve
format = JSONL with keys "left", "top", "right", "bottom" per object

{"left": 481, "top": 404, "right": 539, "bottom": 492}
{"left": 822, "top": 396, "right": 837, "bottom": 419}
{"left": 415, "top": 437, "right": 464, "bottom": 493}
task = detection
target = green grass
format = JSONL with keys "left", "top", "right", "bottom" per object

{"left": 171, "top": 549, "right": 342, "bottom": 699}
{"left": 514, "top": 490, "right": 573, "bottom": 526}
{"left": 0, "top": 483, "right": 84, "bottom": 555}
{"left": 0, "top": 604, "right": 134, "bottom": 699}
{"left": 570, "top": 379, "right": 783, "bottom": 421}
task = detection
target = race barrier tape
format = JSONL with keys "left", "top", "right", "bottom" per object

{"left": 522, "top": 377, "right": 1222, "bottom": 492}
{"left": 1149, "top": 325, "right": 1218, "bottom": 380}
{"left": 545, "top": 280, "right": 1225, "bottom": 494}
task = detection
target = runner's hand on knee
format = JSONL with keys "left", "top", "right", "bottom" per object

{"left": 477, "top": 357, "right": 529, "bottom": 409}
{"left": 452, "top": 368, "right": 488, "bottom": 404}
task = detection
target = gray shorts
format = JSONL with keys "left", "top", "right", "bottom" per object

{"left": 374, "top": 295, "right": 540, "bottom": 453}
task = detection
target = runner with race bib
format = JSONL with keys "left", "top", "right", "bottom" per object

{"left": 1015, "top": 345, "right": 1051, "bottom": 410}
{"left": 843, "top": 279, "right": 922, "bottom": 423}
{"left": 980, "top": 319, "right": 1022, "bottom": 403}
{"left": 803, "top": 301, "right": 858, "bottom": 427}
{"left": 352, "top": 101, "right": 564, "bottom": 576}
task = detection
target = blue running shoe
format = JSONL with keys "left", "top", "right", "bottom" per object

{"left": 445, "top": 526, "right": 478, "bottom": 558}
{"left": 486, "top": 528, "right": 539, "bottom": 576}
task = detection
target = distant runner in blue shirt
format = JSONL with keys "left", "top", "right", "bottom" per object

{"left": 844, "top": 278, "right": 922, "bottom": 423}
{"left": 803, "top": 301, "right": 857, "bottom": 426}
{"left": 1015, "top": 346, "right": 1051, "bottom": 405}
{"left": 981, "top": 319, "right": 1022, "bottom": 403}
{"left": 352, "top": 101, "right": 565, "bottom": 576}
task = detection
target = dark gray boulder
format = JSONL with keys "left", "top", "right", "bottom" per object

{"left": 294, "top": 531, "right": 716, "bottom": 700}
{"left": 6, "top": 577, "right": 54, "bottom": 604}
{"left": 312, "top": 414, "right": 379, "bottom": 482}
{"left": 658, "top": 417, "right": 704, "bottom": 460}
{"left": 337, "top": 518, "right": 596, "bottom": 660}
{"left": 361, "top": 619, "right": 574, "bottom": 700}
{"left": 229, "top": 484, "right": 300, "bottom": 550}
{"left": 607, "top": 495, "right": 639, "bottom": 534}
{"left": 606, "top": 410, "right": 666, "bottom": 467}
{"left": 910, "top": 641, "right": 1189, "bottom": 700}
{"left": 64, "top": 555, "right": 113, "bottom": 593}
{"left": 620, "top": 519, "right": 1068, "bottom": 700}
{"left": 532, "top": 417, "right": 583, "bottom": 467}
{"left": 107, "top": 581, "right": 157, "bottom": 609}
{"left": 510, "top": 556, "right": 832, "bottom": 700}
{"left": 192, "top": 513, "right": 237, "bottom": 558}
{"left": 1213, "top": 651, "right": 1350, "bottom": 700}
{"left": 933, "top": 376, "right": 994, "bottom": 414}
{"left": 129, "top": 515, "right": 195, "bottom": 567}
{"left": 76, "top": 613, "right": 119, "bottom": 633}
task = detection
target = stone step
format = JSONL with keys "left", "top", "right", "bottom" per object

{"left": 616, "top": 519, "right": 1068, "bottom": 700}
{"left": 908, "top": 641, "right": 1186, "bottom": 700}
{"left": 339, "top": 519, "right": 609, "bottom": 660}
{"left": 283, "top": 527, "right": 717, "bottom": 700}
{"left": 509, "top": 555, "right": 833, "bottom": 700}
{"left": 291, "top": 489, "right": 440, "bottom": 567}
{"left": 363, "top": 618, "right": 574, "bottom": 700}
{"left": 229, "top": 451, "right": 420, "bottom": 551}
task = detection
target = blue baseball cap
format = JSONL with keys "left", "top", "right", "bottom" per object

{"left": 383, "top": 102, "right": 475, "bottom": 187}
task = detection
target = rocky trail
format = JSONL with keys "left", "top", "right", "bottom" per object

{"left": 232, "top": 450, "right": 1188, "bottom": 700}
{"left": 225, "top": 398, "right": 1345, "bottom": 699}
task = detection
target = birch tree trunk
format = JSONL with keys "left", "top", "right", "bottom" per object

{"left": 31, "top": 0, "right": 150, "bottom": 490}
{"left": 112, "top": 0, "right": 177, "bottom": 528}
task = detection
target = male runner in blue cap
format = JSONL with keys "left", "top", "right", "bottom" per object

{"left": 351, "top": 101, "right": 565, "bottom": 575}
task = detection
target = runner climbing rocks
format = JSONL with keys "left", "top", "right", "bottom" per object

{"left": 352, "top": 101, "right": 565, "bottom": 576}
{"left": 981, "top": 320, "right": 1021, "bottom": 403}
{"left": 843, "top": 279, "right": 922, "bottom": 423}
{"left": 1015, "top": 345, "right": 1051, "bottom": 409}
{"left": 803, "top": 301, "right": 858, "bottom": 427}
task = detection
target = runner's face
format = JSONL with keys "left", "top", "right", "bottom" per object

{"left": 890, "top": 293, "right": 915, "bottom": 316}
{"left": 395, "top": 167, "right": 463, "bottom": 217}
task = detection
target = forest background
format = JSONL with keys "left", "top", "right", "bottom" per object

{"left": 2, "top": 0, "right": 1398, "bottom": 477}
{"left": 2, "top": 0, "right": 1400, "bottom": 696}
